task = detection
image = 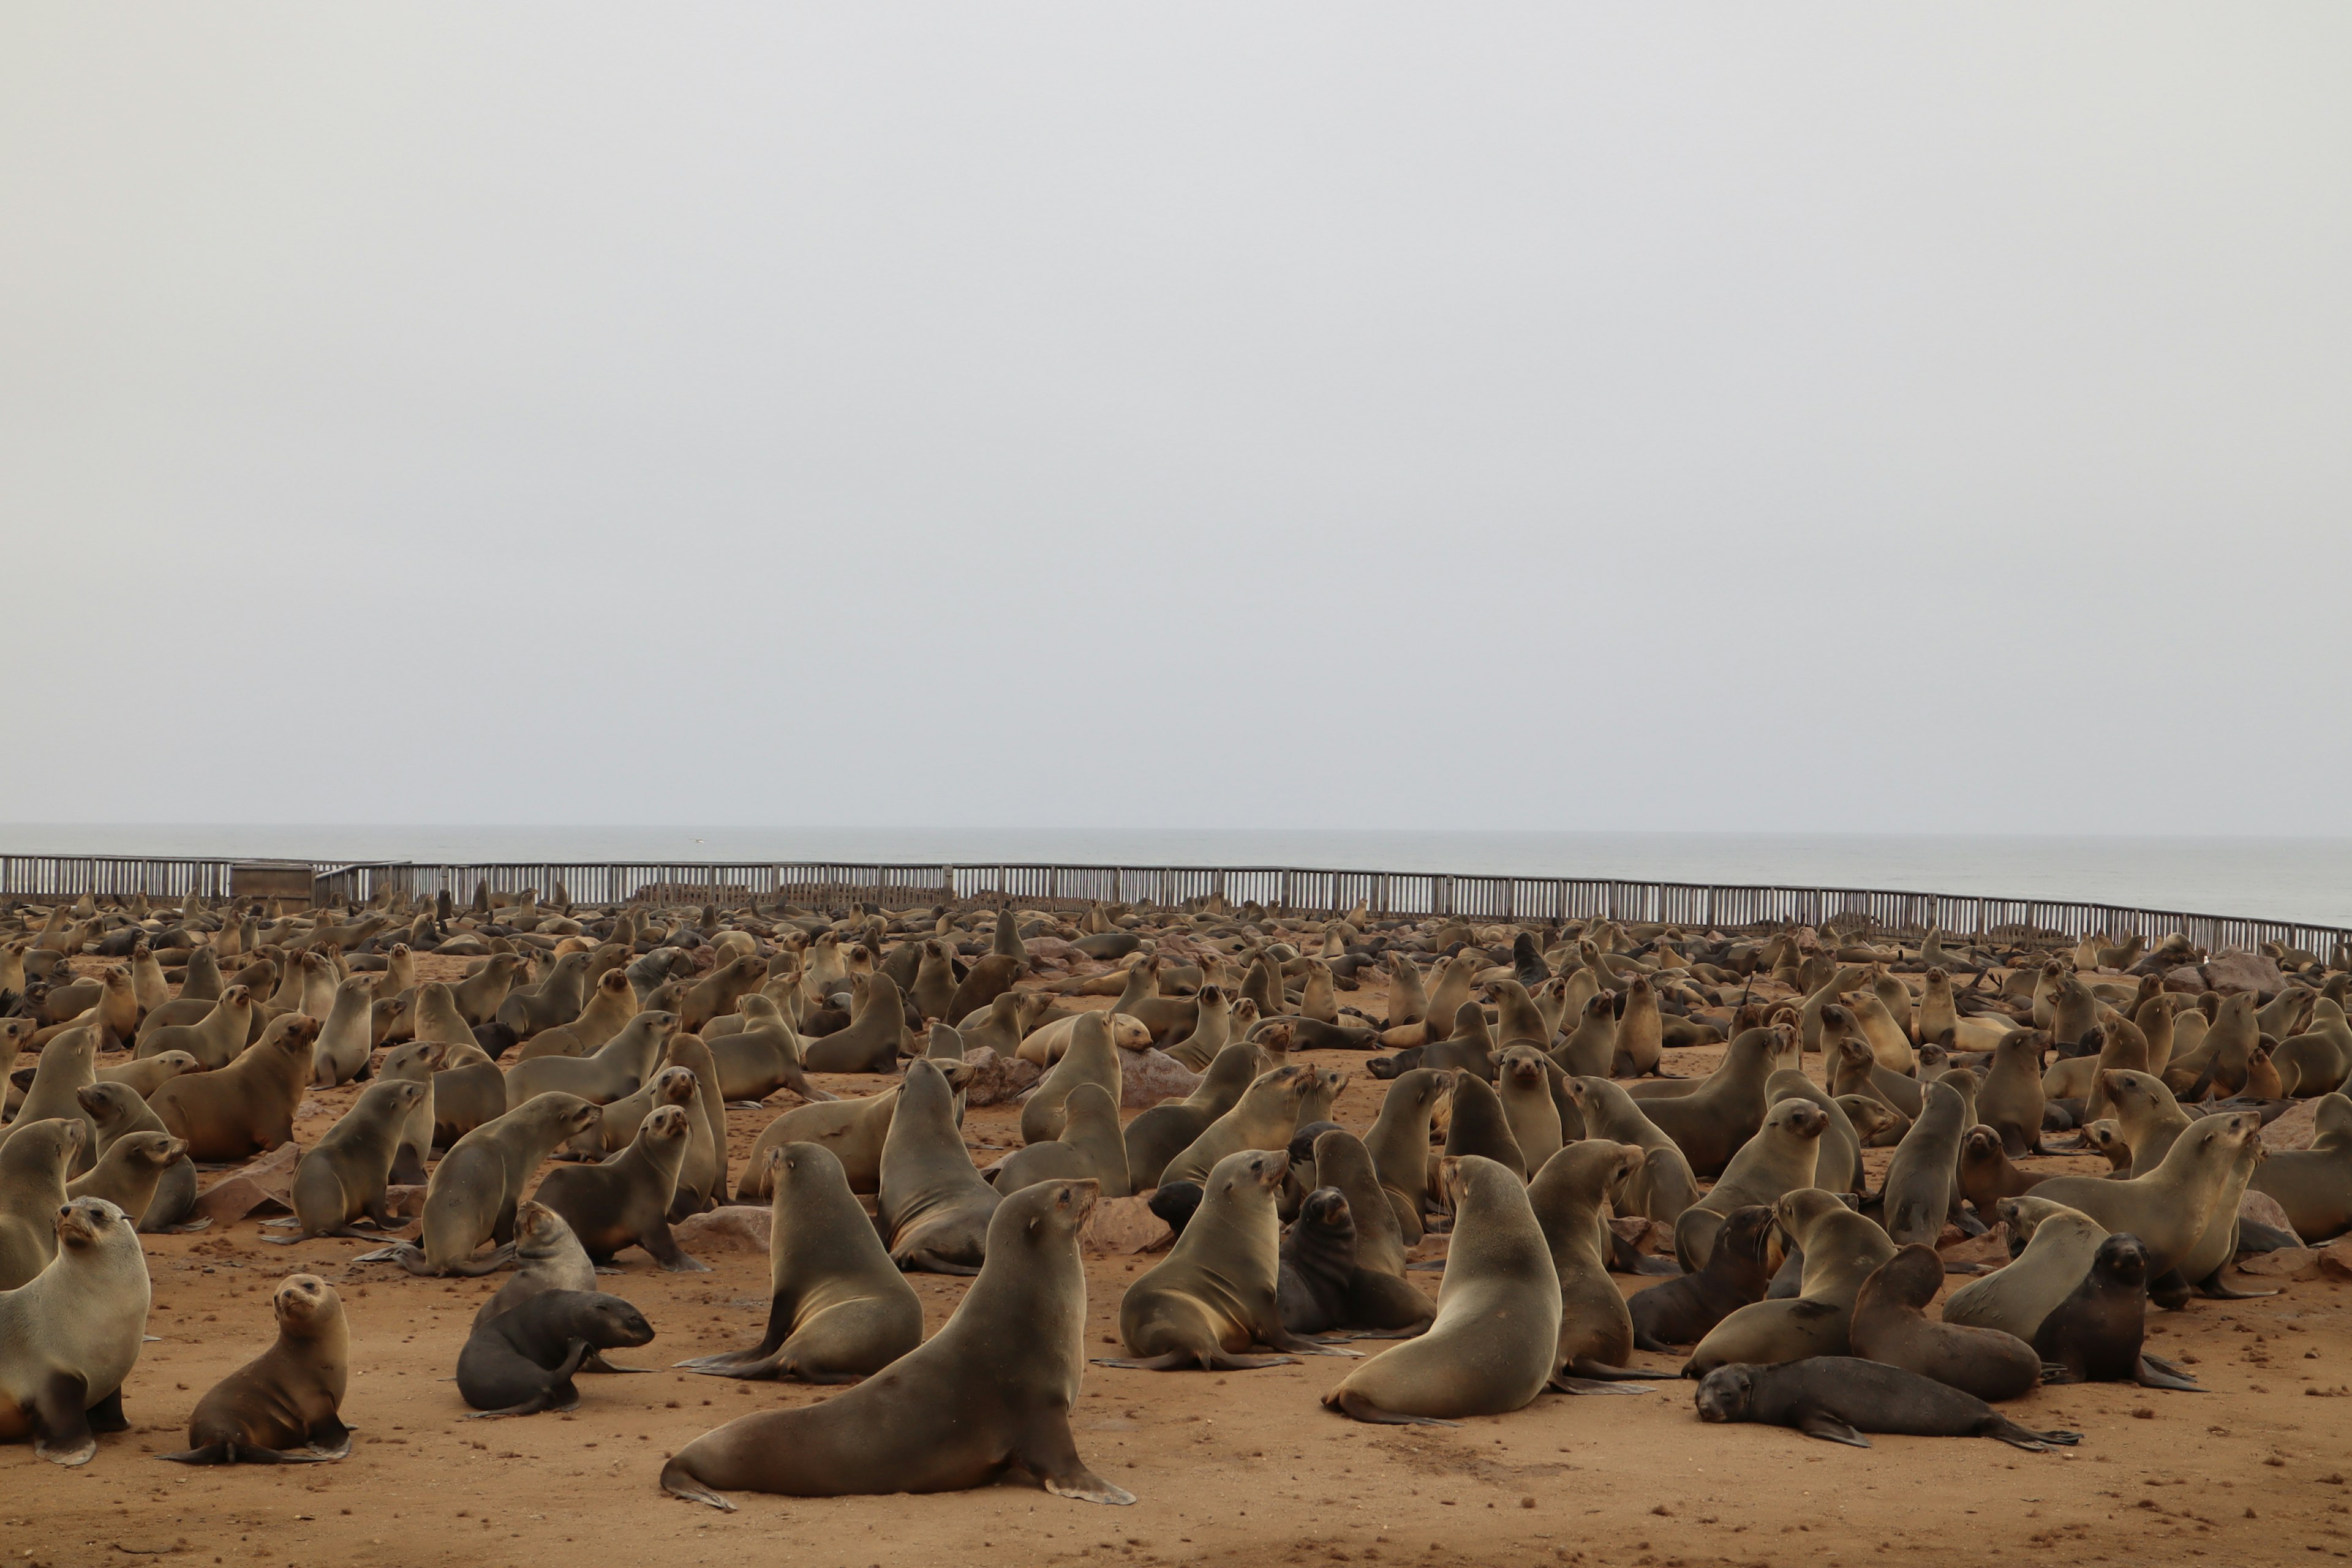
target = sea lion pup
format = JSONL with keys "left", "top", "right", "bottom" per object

{"left": 1528, "top": 1141, "right": 1657, "bottom": 1393}
{"left": 995, "top": 1084, "right": 1131, "bottom": 1197}
{"left": 160, "top": 1274, "right": 352, "bottom": 1464}
{"left": 0, "top": 1120, "right": 86, "bottom": 1288}
{"left": 516, "top": 968, "right": 638, "bottom": 1061}
{"left": 1124, "top": 1044, "right": 1257, "bottom": 1190}
{"left": 2024, "top": 1110, "right": 2259, "bottom": 1284}
{"left": 2252, "top": 1091, "right": 2352, "bottom": 1241}
{"left": 1694, "top": 1359, "right": 2080, "bottom": 1452}
{"left": 573, "top": 1065, "right": 698, "bottom": 1161}
{"left": 1630, "top": 1205, "right": 1776, "bottom": 1352}
{"left": 1102, "top": 1149, "right": 1352, "bottom": 1371}
{"left": 0, "top": 1197, "right": 149, "bottom": 1466}
{"left": 375, "top": 1039, "right": 445, "bottom": 1186}
{"left": 310, "top": 975, "right": 379, "bottom": 1087}
{"left": 1321, "top": 1156, "right": 1561, "bottom": 1426}
{"left": 1879, "top": 1078, "right": 1969, "bottom": 1246}
{"left": 709, "top": 996, "right": 834, "bottom": 1106}
{"left": 371, "top": 1092, "right": 600, "bottom": 1276}
{"left": 1958, "top": 1125, "right": 2045, "bottom": 1215}
{"left": 75, "top": 1083, "right": 199, "bottom": 1232}
{"left": 739, "top": 1084, "right": 901, "bottom": 1202}
{"left": 1357, "top": 1068, "right": 1449, "bottom": 1245}
{"left": 457, "top": 1290, "right": 655, "bottom": 1417}
{"left": 1022, "top": 1012, "right": 1124, "bottom": 1146}
{"left": 679, "top": 1144, "right": 924, "bottom": 1384}
{"left": 802, "top": 973, "right": 909, "bottom": 1074}
{"left": 503, "top": 1009, "right": 677, "bottom": 1110}
{"left": 472, "top": 1202, "right": 598, "bottom": 1329}
{"left": 151, "top": 1014, "right": 320, "bottom": 1164}
{"left": 2034, "top": 1233, "right": 2203, "bottom": 1392}
{"left": 1943, "top": 1198, "right": 2110, "bottom": 1343}
{"left": 136, "top": 985, "right": 255, "bottom": 1070}
{"left": 1849, "top": 1245, "right": 2040, "bottom": 1402}
{"left": 1158, "top": 1063, "right": 1317, "bottom": 1189}
{"left": 1672, "top": 1099, "right": 1825, "bottom": 1273}
{"left": 1683, "top": 1189, "right": 1896, "bottom": 1378}
{"left": 532, "top": 1104, "right": 705, "bottom": 1272}
{"left": 1307, "top": 1129, "right": 1437, "bottom": 1333}
{"left": 268, "top": 1080, "right": 427, "bottom": 1244}
{"left": 67, "top": 1130, "right": 187, "bottom": 1228}
{"left": 1276, "top": 1188, "right": 1362, "bottom": 1335}
{"left": 662, "top": 1178, "right": 1133, "bottom": 1513}
{"left": 876, "top": 1058, "right": 998, "bottom": 1274}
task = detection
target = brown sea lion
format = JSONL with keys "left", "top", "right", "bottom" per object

{"left": 150, "top": 1014, "right": 320, "bottom": 1163}
{"left": 0, "top": 1197, "right": 149, "bottom": 1465}
{"left": 160, "top": 1274, "right": 352, "bottom": 1463}
{"left": 1695, "top": 1358, "right": 2078, "bottom": 1450}
{"left": 1848, "top": 1244, "right": 2040, "bottom": 1402}
{"left": 532, "top": 1104, "right": 704, "bottom": 1271}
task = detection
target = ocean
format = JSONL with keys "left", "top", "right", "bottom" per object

{"left": 6, "top": 826, "right": 2350, "bottom": 928}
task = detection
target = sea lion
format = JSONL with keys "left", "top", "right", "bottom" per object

{"left": 1103, "top": 1148, "right": 1350, "bottom": 1370}
{"left": 1306, "top": 1129, "right": 1437, "bottom": 1333}
{"left": 1123, "top": 1044, "right": 1257, "bottom": 1189}
{"left": 160, "top": 1273, "right": 352, "bottom": 1463}
{"left": 1694, "top": 1358, "right": 2079, "bottom": 1451}
{"left": 271, "top": 1079, "right": 424, "bottom": 1243}
{"left": 135, "top": 986, "right": 254, "bottom": 1069}
{"left": 4, "top": 1023, "right": 99, "bottom": 1171}
{"left": 386, "top": 1093, "right": 601, "bottom": 1276}
{"left": 471, "top": 1201, "right": 597, "bottom": 1329}
{"left": 375, "top": 1039, "right": 444, "bottom": 1186}
{"left": 739, "top": 1087, "right": 900, "bottom": 1201}
{"left": 1958, "top": 1125, "right": 2045, "bottom": 1216}
{"left": 66, "top": 1129, "right": 186, "bottom": 1227}
{"left": 1567, "top": 1076, "right": 1701, "bottom": 1226}
{"left": 2034, "top": 1233, "right": 2203, "bottom": 1391}
{"left": 661, "top": 1177, "right": 1134, "bottom": 1512}
{"left": 876, "top": 1058, "right": 998, "bottom": 1274}
{"left": 995, "top": 1082, "right": 1131, "bottom": 1197}
{"left": 2025, "top": 1110, "right": 2260, "bottom": 1281}
{"left": 1942, "top": 1197, "right": 2110, "bottom": 1343}
{"left": 1673, "top": 1099, "right": 1825, "bottom": 1273}
{"left": 0, "top": 1120, "right": 86, "bottom": 1288}
{"left": 1276, "top": 1188, "right": 1362, "bottom": 1335}
{"left": 311, "top": 975, "right": 379, "bottom": 1087}
{"left": 515, "top": 968, "right": 639, "bottom": 1060}
{"left": 1629, "top": 1205, "right": 1776, "bottom": 1352}
{"left": 0, "top": 1197, "right": 149, "bottom": 1465}
{"left": 2173, "top": 1112, "right": 2269, "bottom": 1298}
{"left": 1159, "top": 1064, "right": 1316, "bottom": 1189}
{"left": 456, "top": 1291, "right": 655, "bottom": 1416}
{"left": 1763, "top": 1070, "right": 1866, "bottom": 1197}
{"left": 1357, "top": 1068, "right": 1449, "bottom": 1245}
{"left": 1022, "top": 1012, "right": 1124, "bottom": 1145}
{"left": 75, "top": 1083, "right": 198, "bottom": 1232}
{"left": 1638, "top": 1028, "right": 1785, "bottom": 1179}
{"left": 533, "top": 1104, "right": 704, "bottom": 1271}
{"left": 709, "top": 997, "right": 834, "bottom": 1105}
{"left": 679, "top": 1143, "right": 925, "bottom": 1382}
{"left": 1495, "top": 1045, "right": 1564, "bottom": 1172}
{"left": 575, "top": 1065, "right": 698, "bottom": 1161}
{"left": 150, "top": 1014, "right": 320, "bottom": 1163}
{"left": 801, "top": 972, "right": 909, "bottom": 1074}
{"left": 1438, "top": 1070, "right": 1524, "bottom": 1180}
{"left": 2251, "top": 1091, "right": 2352, "bottom": 1240}
{"left": 657, "top": 1030, "right": 730, "bottom": 1219}
{"left": 1975, "top": 1029, "right": 2048, "bottom": 1156}
{"left": 1683, "top": 1188, "right": 1896, "bottom": 1377}
{"left": 93, "top": 1050, "right": 199, "bottom": 1100}
{"left": 1528, "top": 1140, "right": 1656, "bottom": 1392}
{"left": 1320, "top": 1156, "right": 1561, "bottom": 1425}
{"left": 1848, "top": 1244, "right": 2040, "bottom": 1401}
{"left": 1611, "top": 976, "right": 1664, "bottom": 1077}
{"left": 503, "top": 1009, "right": 677, "bottom": 1109}
{"left": 1553, "top": 992, "right": 1618, "bottom": 1078}
{"left": 1879, "top": 1078, "right": 1969, "bottom": 1246}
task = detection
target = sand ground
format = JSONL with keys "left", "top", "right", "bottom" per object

{"left": 10, "top": 956, "right": 2352, "bottom": 1568}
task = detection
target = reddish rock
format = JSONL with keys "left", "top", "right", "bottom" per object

{"left": 2163, "top": 966, "right": 2208, "bottom": 994}
{"left": 2204, "top": 951, "right": 2286, "bottom": 999}
{"left": 1081, "top": 1196, "right": 1172, "bottom": 1255}
{"left": 2318, "top": 1242, "right": 2352, "bottom": 1281}
{"left": 1119, "top": 1049, "right": 1199, "bottom": 1109}
{"left": 385, "top": 1184, "right": 427, "bottom": 1218}
{"left": 2239, "top": 1247, "right": 2318, "bottom": 1278}
{"left": 2242, "top": 1189, "right": 2299, "bottom": 1229}
{"left": 960, "top": 1047, "right": 1042, "bottom": 1108}
{"left": 192, "top": 1142, "right": 302, "bottom": 1224}
{"left": 673, "top": 1205, "right": 771, "bottom": 1254}
{"left": 2262, "top": 1103, "right": 2322, "bottom": 1153}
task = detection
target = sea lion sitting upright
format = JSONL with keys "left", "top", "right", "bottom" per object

{"left": 660, "top": 1178, "right": 1135, "bottom": 1512}
{"left": 472, "top": 1202, "right": 598, "bottom": 1329}
{"left": 273, "top": 1080, "right": 425, "bottom": 1243}
{"left": 679, "top": 1143, "right": 924, "bottom": 1383}
{"left": 1123, "top": 1044, "right": 1257, "bottom": 1190}
{"left": 456, "top": 1291, "right": 655, "bottom": 1417}
{"left": 161, "top": 1274, "right": 352, "bottom": 1463}
{"left": 876, "top": 1058, "right": 998, "bottom": 1274}
{"left": 1528, "top": 1140, "right": 1657, "bottom": 1393}
{"left": 1276, "top": 1188, "right": 1362, "bottom": 1336}
{"left": 1104, "top": 1149, "right": 1353, "bottom": 1371}
{"left": 532, "top": 1104, "right": 705, "bottom": 1272}
{"left": 1630, "top": 1205, "right": 1776, "bottom": 1352}
{"left": 1695, "top": 1359, "right": 2079, "bottom": 1452}
{"left": 1673, "top": 1099, "right": 1825, "bottom": 1273}
{"left": 1847, "top": 1245, "right": 2040, "bottom": 1403}
{"left": 74, "top": 1083, "right": 198, "bottom": 1232}
{"left": 0, "top": 1120, "right": 86, "bottom": 1289}
{"left": 1683, "top": 1189, "right": 1896, "bottom": 1378}
{"left": 375, "top": 1093, "right": 600, "bottom": 1276}
{"left": 2252, "top": 1091, "right": 2352, "bottom": 1242}
{"left": 0, "top": 1197, "right": 150, "bottom": 1466}
{"left": 150, "top": 1014, "right": 320, "bottom": 1163}
{"left": 2034, "top": 1233, "right": 2203, "bottom": 1392}
{"left": 1306, "top": 1129, "right": 1437, "bottom": 1333}
{"left": 1321, "top": 1156, "right": 1562, "bottom": 1426}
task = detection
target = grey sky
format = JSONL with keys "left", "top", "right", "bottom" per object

{"left": 6, "top": 6, "right": 2346, "bottom": 835}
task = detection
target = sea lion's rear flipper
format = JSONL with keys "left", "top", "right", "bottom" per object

{"left": 1264, "top": 1327, "right": 1362, "bottom": 1359}
{"left": 2133, "top": 1355, "right": 2205, "bottom": 1392}
{"left": 676, "top": 1349, "right": 786, "bottom": 1379}
{"left": 579, "top": 1349, "right": 649, "bottom": 1374}
{"left": 1992, "top": 1423, "right": 2079, "bottom": 1450}
{"left": 301, "top": 1417, "right": 353, "bottom": 1460}
{"left": 1021, "top": 1417, "right": 1139, "bottom": 1507}
{"left": 31, "top": 1372, "right": 97, "bottom": 1467}
{"left": 1794, "top": 1409, "right": 1871, "bottom": 1448}
{"left": 87, "top": 1387, "right": 127, "bottom": 1434}
{"left": 659, "top": 1457, "right": 739, "bottom": 1512}
{"left": 1565, "top": 1358, "right": 1657, "bottom": 1389}
{"left": 1321, "top": 1388, "right": 1458, "bottom": 1427}
{"left": 1091, "top": 1352, "right": 1197, "bottom": 1371}
{"left": 157, "top": 1444, "right": 232, "bottom": 1464}
{"left": 2147, "top": 1267, "right": 2193, "bottom": 1311}
{"left": 1633, "top": 1329, "right": 1679, "bottom": 1355}
{"left": 2192, "top": 1267, "right": 2276, "bottom": 1301}
{"left": 1204, "top": 1352, "right": 1298, "bottom": 1371}
{"left": 1548, "top": 1374, "right": 1652, "bottom": 1396}
{"left": 2038, "top": 1362, "right": 2082, "bottom": 1385}
{"left": 1608, "top": 1231, "right": 1681, "bottom": 1275}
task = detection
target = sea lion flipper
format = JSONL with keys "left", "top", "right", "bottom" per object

{"left": 1020, "top": 1417, "right": 1140, "bottom": 1507}
{"left": 1320, "top": 1388, "right": 1457, "bottom": 1427}
{"left": 1548, "top": 1374, "right": 1652, "bottom": 1396}
{"left": 156, "top": 1444, "right": 232, "bottom": 1465}
{"left": 1793, "top": 1409, "right": 1871, "bottom": 1448}
{"left": 2038, "top": 1363, "right": 2081, "bottom": 1385}
{"left": 2132, "top": 1356, "right": 2206, "bottom": 1392}
{"left": 87, "top": 1387, "right": 128, "bottom": 1434}
{"left": 31, "top": 1371, "right": 97, "bottom": 1467}
{"left": 1264, "top": 1328, "right": 1361, "bottom": 1359}
{"left": 2192, "top": 1268, "right": 2277, "bottom": 1301}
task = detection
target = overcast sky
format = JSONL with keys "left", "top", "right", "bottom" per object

{"left": 5, "top": 6, "right": 2346, "bottom": 836}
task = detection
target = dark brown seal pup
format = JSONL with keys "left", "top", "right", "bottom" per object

{"left": 1694, "top": 1357, "right": 2079, "bottom": 1450}
{"left": 160, "top": 1274, "right": 352, "bottom": 1463}
{"left": 532, "top": 1104, "right": 706, "bottom": 1272}
{"left": 456, "top": 1291, "right": 655, "bottom": 1417}
{"left": 677, "top": 1143, "right": 924, "bottom": 1383}
{"left": 2033, "top": 1233, "right": 2203, "bottom": 1391}
{"left": 1848, "top": 1244, "right": 2041, "bottom": 1402}
{"left": 1630, "top": 1205, "right": 1776, "bottom": 1352}
{"left": 1275, "top": 1187, "right": 1359, "bottom": 1336}
{"left": 660, "top": 1178, "right": 1136, "bottom": 1512}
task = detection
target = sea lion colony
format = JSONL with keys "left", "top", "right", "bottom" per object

{"left": 0, "top": 883, "right": 2346, "bottom": 1519}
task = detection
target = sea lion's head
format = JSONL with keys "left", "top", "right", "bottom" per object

{"left": 1694, "top": 1365, "right": 1757, "bottom": 1424}
{"left": 273, "top": 1273, "right": 342, "bottom": 1335}
{"left": 53, "top": 1196, "right": 129, "bottom": 1252}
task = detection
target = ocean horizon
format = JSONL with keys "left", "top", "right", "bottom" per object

{"left": 6, "top": 826, "right": 2350, "bottom": 929}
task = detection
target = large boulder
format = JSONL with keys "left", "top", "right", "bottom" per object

{"left": 959, "top": 1047, "right": 1042, "bottom": 1108}
{"left": 2204, "top": 950, "right": 2286, "bottom": 1000}
{"left": 1118, "top": 1048, "right": 1199, "bottom": 1109}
